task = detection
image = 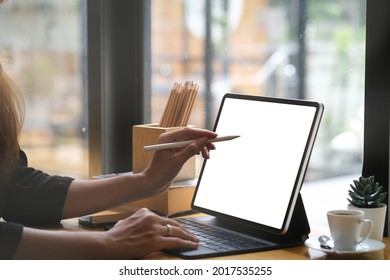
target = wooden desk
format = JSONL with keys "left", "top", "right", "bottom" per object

{"left": 60, "top": 218, "right": 390, "bottom": 260}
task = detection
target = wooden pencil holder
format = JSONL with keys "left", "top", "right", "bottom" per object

{"left": 116, "top": 180, "right": 196, "bottom": 216}
{"left": 132, "top": 124, "right": 196, "bottom": 182}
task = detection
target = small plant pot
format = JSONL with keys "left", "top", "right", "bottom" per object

{"left": 348, "top": 203, "right": 387, "bottom": 241}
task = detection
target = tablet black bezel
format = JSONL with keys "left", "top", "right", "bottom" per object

{"left": 191, "top": 93, "right": 324, "bottom": 235}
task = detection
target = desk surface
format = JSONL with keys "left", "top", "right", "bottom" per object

{"left": 59, "top": 218, "right": 390, "bottom": 260}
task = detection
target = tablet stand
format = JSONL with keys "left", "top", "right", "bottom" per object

{"left": 263, "top": 193, "right": 311, "bottom": 246}
{"left": 209, "top": 193, "right": 310, "bottom": 248}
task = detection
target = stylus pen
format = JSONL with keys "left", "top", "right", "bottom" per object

{"left": 144, "top": 135, "right": 240, "bottom": 151}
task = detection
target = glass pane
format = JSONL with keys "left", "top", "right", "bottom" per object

{"left": 151, "top": 0, "right": 366, "bottom": 228}
{"left": 0, "top": 0, "right": 88, "bottom": 179}
{"left": 151, "top": 0, "right": 365, "bottom": 182}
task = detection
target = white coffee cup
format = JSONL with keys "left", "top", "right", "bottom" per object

{"left": 327, "top": 209, "right": 373, "bottom": 251}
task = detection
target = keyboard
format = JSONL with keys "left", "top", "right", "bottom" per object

{"left": 176, "top": 218, "right": 268, "bottom": 253}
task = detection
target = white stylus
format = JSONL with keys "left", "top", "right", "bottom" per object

{"left": 143, "top": 135, "right": 240, "bottom": 151}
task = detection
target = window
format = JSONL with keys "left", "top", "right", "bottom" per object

{"left": 1, "top": 0, "right": 365, "bottom": 182}
{"left": 150, "top": 0, "right": 367, "bottom": 229}
{"left": 0, "top": 0, "right": 88, "bottom": 179}
{"left": 151, "top": 0, "right": 366, "bottom": 182}
{"left": 0, "top": 0, "right": 367, "bottom": 182}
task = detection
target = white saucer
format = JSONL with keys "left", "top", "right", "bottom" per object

{"left": 304, "top": 236, "right": 385, "bottom": 255}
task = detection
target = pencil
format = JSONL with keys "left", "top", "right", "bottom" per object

{"left": 143, "top": 135, "right": 240, "bottom": 151}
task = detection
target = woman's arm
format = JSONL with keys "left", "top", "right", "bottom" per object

{"left": 11, "top": 128, "right": 215, "bottom": 259}
{"left": 62, "top": 128, "right": 217, "bottom": 219}
{"left": 62, "top": 172, "right": 155, "bottom": 219}
{"left": 13, "top": 208, "right": 198, "bottom": 259}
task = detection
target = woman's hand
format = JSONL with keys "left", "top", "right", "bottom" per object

{"left": 14, "top": 208, "right": 198, "bottom": 259}
{"left": 143, "top": 127, "right": 217, "bottom": 193}
{"left": 104, "top": 208, "right": 199, "bottom": 259}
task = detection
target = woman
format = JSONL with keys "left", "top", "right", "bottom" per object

{"left": 0, "top": 62, "right": 217, "bottom": 259}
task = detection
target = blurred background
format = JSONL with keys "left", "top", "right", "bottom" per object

{"left": 0, "top": 0, "right": 365, "bottom": 184}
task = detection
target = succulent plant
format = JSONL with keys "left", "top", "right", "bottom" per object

{"left": 348, "top": 175, "right": 387, "bottom": 208}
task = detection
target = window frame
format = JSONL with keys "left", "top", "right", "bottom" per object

{"left": 363, "top": 0, "right": 390, "bottom": 236}
{"left": 86, "top": 0, "right": 389, "bottom": 236}
{"left": 86, "top": 0, "right": 151, "bottom": 176}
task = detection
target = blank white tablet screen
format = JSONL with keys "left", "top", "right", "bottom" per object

{"left": 193, "top": 96, "right": 317, "bottom": 230}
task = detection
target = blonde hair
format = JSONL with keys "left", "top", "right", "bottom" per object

{"left": 0, "top": 63, "right": 25, "bottom": 181}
